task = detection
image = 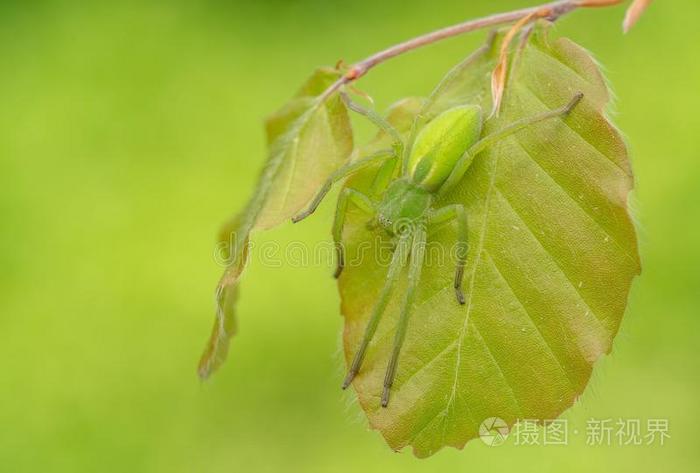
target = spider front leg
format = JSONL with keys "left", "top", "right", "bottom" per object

{"left": 428, "top": 204, "right": 469, "bottom": 305}
{"left": 292, "top": 149, "right": 395, "bottom": 223}
{"left": 341, "top": 93, "right": 405, "bottom": 198}
{"left": 437, "top": 92, "right": 584, "bottom": 198}
{"left": 469, "top": 92, "right": 584, "bottom": 158}
{"left": 341, "top": 93, "right": 404, "bottom": 157}
{"left": 332, "top": 188, "right": 375, "bottom": 279}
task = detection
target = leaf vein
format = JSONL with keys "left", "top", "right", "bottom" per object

{"left": 494, "top": 187, "right": 610, "bottom": 333}
{"left": 484, "top": 249, "right": 578, "bottom": 392}
{"left": 445, "top": 141, "right": 503, "bottom": 419}
{"left": 470, "top": 322, "right": 526, "bottom": 417}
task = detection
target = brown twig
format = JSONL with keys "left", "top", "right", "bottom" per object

{"left": 320, "top": 0, "right": 628, "bottom": 101}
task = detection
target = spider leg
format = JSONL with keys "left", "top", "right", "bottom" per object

{"left": 341, "top": 93, "right": 404, "bottom": 156}
{"left": 292, "top": 149, "right": 395, "bottom": 223}
{"left": 368, "top": 153, "right": 402, "bottom": 198}
{"left": 342, "top": 231, "right": 412, "bottom": 389}
{"left": 381, "top": 223, "right": 427, "bottom": 407}
{"left": 341, "top": 93, "right": 408, "bottom": 197}
{"left": 333, "top": 188, "right": 375, "bottom": 279}
{"left": 469, "top": 92, "right": 584, "bottom": 157}
{"left": 437, "top": 93, "right": 584, "bottom": 198}
{"left": 428, "top": 205, "right": 469, "bottom": 305}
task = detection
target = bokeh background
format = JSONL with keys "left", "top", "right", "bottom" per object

{"left": 1, "top": 0, "right": 698, "bottom": 471}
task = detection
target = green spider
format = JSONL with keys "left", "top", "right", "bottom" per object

{"left": 292, "top": 91, "right": 583, "bottom": 407}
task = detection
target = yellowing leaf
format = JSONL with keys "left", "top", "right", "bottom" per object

{"left": 338, "top": 22, "right": 639, "bottom": 457}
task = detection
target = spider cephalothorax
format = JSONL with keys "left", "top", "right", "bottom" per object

{"left": 375, "top": 179, "right": 432, "bottom": 232}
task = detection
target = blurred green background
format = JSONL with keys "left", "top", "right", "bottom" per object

{"left": 1, "top": 0, "right": 698, "bottom": 471}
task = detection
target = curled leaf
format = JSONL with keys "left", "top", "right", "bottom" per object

{"left": 199, "top": 68, "right": 353, "bottom": 378}
{"left": 491, "top": 8, "right": 551, "bottom": 116}
{"left": 198, "top": 225, "right": 249, "bottom": 379}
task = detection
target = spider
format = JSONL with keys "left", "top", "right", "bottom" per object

{"left": 292, "top": 91, "right": 583, "bottom": 407}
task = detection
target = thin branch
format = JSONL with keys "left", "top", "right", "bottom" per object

{"left": 320, "top": 0, "right": 626, "bottom": 101}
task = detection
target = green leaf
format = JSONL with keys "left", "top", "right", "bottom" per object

{"left": 338, "top": 22, "right": 640, "bottom": 457}
{"left": 258, "top": 67, "right": 354, "bottom": 229}
{"left": 199, "top": 68, "right": 353, "bottom": 379}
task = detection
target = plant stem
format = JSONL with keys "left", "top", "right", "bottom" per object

{"left": 320, "top": 0, "right": 625, "bottom": 100}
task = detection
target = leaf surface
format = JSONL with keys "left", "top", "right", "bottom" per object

{"left": 259, "top": 68, "right": 354, "bottom": 229}
{"left": 338, "top": 23, "right": 640, "bottom": 457}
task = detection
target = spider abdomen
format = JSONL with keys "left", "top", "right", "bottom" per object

{"left": 407, "top": 104, "right": 483, "bottom": 192}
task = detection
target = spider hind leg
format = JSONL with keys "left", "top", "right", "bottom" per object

{"left": 342, "top": 232, "right": 411, "bottom": 389}
{"left": 381, "top": 224, "right": 427, "bottom": 407}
